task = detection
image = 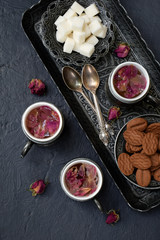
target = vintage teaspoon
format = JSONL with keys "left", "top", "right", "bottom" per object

{"left": 82, "top": 64, "right": 111, "bottom": 146}
{"left": 62, "top": 66, "right": 96, "bottom": 112}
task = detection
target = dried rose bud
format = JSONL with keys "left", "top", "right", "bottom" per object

{"left": 106, "top": 210, "right": 120, "bottom": 224}
{"left": 108, "top": 106, "right": 121, "bottom": 120}
{"left": 28, "top": 79, "right": 46, "bottom": 95}
{"left": 29, "top": 180, "right": 47, "bottom": 196}
{"left": 115, "top": 43, "right": 130, "bottom": 58}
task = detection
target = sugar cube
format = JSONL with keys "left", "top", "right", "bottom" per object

{"left": 57, "top": 20, "right": 72, "bottom": 35}
{"left": 63, "top": 37, "right": 75, "bottom": 53}
{"left": 56, "top": 30, "right": 67, "bottom": 43}
{"left": 71, "top": 1, "right": 84, "bottom": 15}
{"left": 95, "top": 25, "right": 107, "bottom": 38}
{"left": 89, "top": 20, "right": 102, "bottom": 35}
{"left": 69, "top": 16, "right": 85, "bottom": 31}
{"left": 63, "top": 8, "right": 77, "bottom": 19}
{"left": 73, "top": 42, "right": 81, "bottom": 53}
{"left": 54, "top": 16, "right": 65, "bottom": 27}
{"left": 73, "top": 31, "right": 85, "bottom": 44}
{"left": 80, "top": 13, "right": 90, "bottom": 24}
{"left": 84, "top": 24, "right": 91, "bottom": 39}
{"left": 79, "top": 43, "right": 95, "bottom": 57}
{"left": 85, "top": 3, "right": 99, "bottom": 18}
{"left": 86, "top": 35, "right": 99, "bottom": 45}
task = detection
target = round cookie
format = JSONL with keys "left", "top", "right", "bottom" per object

{"left": 142, "top": 132, "right": 158, "bottom": 156}
{"left": 136, "top": 169, "right": 151, "bottom": 187}
{"left": 125, "top": 142, "right": 142, "bottom": 153}
{"left": 130, "top": 153, "right": 151, "bottom": 169}
{"left": 123, "top": 130, "right": 144, "bottom": 146}
{"left": 127, "top": 118, "right": 148, "bottom": 131}
{"left": 118, "top": 153, "right": 134, "bottom": 176}
{"left": 125, "top": 142, "right": 134, "bottom": 153}
{"left": 146, "top": 123, "right": 160, "bottom": 136}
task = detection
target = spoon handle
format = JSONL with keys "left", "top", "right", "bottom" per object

{"left": 92, "top": 93, "right": 109, "bottom": 146}
{"left": 80, "top": 90, "right": 96, "bottom": 112}
{"left": 93, "top": 93, "right": 105, "bottom": 128}
{"left": 79, "top": 90, "right": 114, "bottom": 136}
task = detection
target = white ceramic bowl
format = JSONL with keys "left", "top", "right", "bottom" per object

{"left": 21, "top": 102, "right": 64, "bottom": 145}
{"left": 108, "top": 61, "right": 150, "bottom": 104}
{"left": 60, "top": 158, "right": 103, "bottom": 202}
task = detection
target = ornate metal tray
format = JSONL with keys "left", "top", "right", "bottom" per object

{"left": 22, "top": 0, "right": 160, "bottom": 211}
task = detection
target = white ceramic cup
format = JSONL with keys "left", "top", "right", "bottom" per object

{"left": 108, "top": 61, "right": 150, "bottom": 104}
{"left": 21, "top": 102, "right": 64, "bottom": 157}
{"left": 60, "top": 158, "right": 103, "bottom": 202}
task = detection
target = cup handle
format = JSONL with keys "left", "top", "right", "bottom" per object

{"left": 147, "top": 94, "right": 160, "bottom": 105}
{"left": 21, "top": 140, "right": 33, "bottom": 158}
{"left": 93, "top": 198, "right": 103, "bottom": 213}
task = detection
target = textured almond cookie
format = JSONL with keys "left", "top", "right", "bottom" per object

{"left": 127, "top": 118, "right": 148, "bottom": 131}
{"left": 142, "top": 132, "right": 158, "bottom": 155}
{"left": 118, "top": 153, "right": 134, "bottom": 176}
{"left": 146, "top": 123, "right": 160, "bottom": 136}
{"left": 153, "top": 168, "right": 160, "bottom": 181}
{"left": 130, "top": 153, "right": 151, "bottom": 169}
{"left": 150, "top": 153, "right": 160, "bottom": 167}
{"left": 136, "top": 169, "right": 151, "bottom": 187}
{"left": 125, "top": 142, "right": 134, "bottom": 153}
{"left": 123, "top": 130, "right": 144, "bottom": 146}
{"left": 126, "top": 142, "right": 142, "bottom": 153}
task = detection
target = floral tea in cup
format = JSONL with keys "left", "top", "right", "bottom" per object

{"left": 108, "top": 62, "right": 150, "bottom": 104}
{"left": 60, "top": 158, "right": 103, "bottom": 202}
{"left": 21, "top": 102, "right": 64, "bottom": 157}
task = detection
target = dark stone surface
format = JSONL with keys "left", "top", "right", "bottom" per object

{"left": 1, "top": 0, "right": 160, "bottom": 239}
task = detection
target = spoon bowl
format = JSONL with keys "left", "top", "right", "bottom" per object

{"left": 62, "top": 66, "right": 95, "bottom": 111}
{"left": 62, "top": 66, "right": 82, "bottom": 92}
{"left": 82, "top": 64, "right": 100, "bottom": 92}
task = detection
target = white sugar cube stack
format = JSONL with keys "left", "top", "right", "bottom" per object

{"left": 54, "top": 1, "right": 108, "bottom": 57}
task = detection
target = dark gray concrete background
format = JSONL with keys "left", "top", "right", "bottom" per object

{"left": 1, "top": 0, "right": 160, "bottom": 239}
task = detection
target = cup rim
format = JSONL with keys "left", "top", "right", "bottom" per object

{"left": 109, "top": 61, "right": 150, "bottom": 103}
{"left": 60, "top": 158, "right": 103, "bottom": 201}
{"left": 21, "top": 102, "right": 63, "bottom": 144}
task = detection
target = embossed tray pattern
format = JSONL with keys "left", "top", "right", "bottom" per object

{"left": 22, "top": 0, "right": 160, "bottom": 211}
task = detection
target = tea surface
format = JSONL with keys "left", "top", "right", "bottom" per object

{"left": 26, "top": 106, "right": 60, "bottom": 138}
{"left": 113, "top": 65, "right": 146, "bottom": 98}
{"left": 65, "top": 163, "right": 98, "bottom": 197}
